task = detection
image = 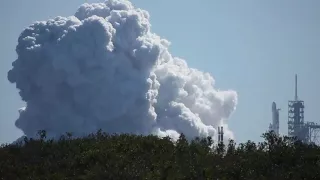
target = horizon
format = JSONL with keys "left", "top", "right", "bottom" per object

{"left": 1, "top": 0, "right": 320, "bottom": 144}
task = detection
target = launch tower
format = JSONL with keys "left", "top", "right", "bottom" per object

{"left": 287, "top": 74, "right": 320, "bottom": 144}
{"left": 287, "top": 74, "right": 309, "bottom": 142}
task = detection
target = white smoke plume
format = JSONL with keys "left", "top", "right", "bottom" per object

{"left": 8, "top": 0, "right": 237, "bottom": 142}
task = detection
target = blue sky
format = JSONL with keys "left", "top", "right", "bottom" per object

{"left": 1, "top": 0, "right": 319, "bottom": 144}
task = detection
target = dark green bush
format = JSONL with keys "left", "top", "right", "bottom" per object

{"left": 0, "top": 130, "right": 319, "bottom": 180}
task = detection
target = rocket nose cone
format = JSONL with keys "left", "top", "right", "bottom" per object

{"left": 272, "top": 102, "right": 276, "bottom": 111}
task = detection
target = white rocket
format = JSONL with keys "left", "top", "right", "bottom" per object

{"left": 269, "top": 102, "right": 280, "bottom": 135}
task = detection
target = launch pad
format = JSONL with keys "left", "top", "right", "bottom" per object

{"left": 270, "top": 75, "right": 320, "bottom": 144}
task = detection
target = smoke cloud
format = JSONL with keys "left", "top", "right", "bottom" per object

{"left": 8, "top": 0, "right": 237, "bottom": 142}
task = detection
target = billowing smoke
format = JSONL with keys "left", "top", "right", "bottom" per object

{"left": 8, "top": 0, "right": 237, "bottom": 142}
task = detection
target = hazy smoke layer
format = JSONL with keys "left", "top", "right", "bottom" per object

{"left": 8, "top": 0, "right": 237, "bottom": 141}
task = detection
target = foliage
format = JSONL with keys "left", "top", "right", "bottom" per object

{"left": 1, "top": 130, "right": 320, "bottom": 179}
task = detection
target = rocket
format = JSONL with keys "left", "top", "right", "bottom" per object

{"left": 269, "top": 102, "right": 280, "bottom": 135}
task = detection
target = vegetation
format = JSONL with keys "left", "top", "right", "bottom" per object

{"left": 1, "top": 130, "right": 320, "bottom": 180}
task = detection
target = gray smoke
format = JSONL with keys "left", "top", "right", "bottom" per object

{"left": 8, "top": 0, "right": 238, "bottom": 142}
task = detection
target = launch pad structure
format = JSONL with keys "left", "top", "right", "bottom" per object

{"left": 270, "top": 74, "right": 320, "bottom": 145}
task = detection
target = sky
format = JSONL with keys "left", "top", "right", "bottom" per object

{"left": 0, "top": 0, "right": 319, "bottom": 144}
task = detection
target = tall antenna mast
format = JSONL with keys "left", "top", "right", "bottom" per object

{"left": 218, "top": 127, "right": 221, "bottom": 142}
{"left": 295, "top": 74, "right": 298, "bottom": 101}
{"left": 221, "top": 126, "right": 224, "bottom": 142}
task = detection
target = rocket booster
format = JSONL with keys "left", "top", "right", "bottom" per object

{"left": 270, "top": 102, "right": 280, "bottom": 135}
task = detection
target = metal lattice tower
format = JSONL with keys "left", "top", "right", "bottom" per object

{"left": 288, "top": 74, "right": 308, "bottom": 143}
{"left": 306, "top": 122, "right": 320, "bottom": 144}
{"left": 218, "top": 126, "right": 224, "bottom": 143}
{"left": 287, "top": 74, "right": 320, "bottom": 144}
{"left": 288, "top": 100, "right": 308, "bottom": 142}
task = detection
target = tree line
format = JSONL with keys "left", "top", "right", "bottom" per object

{"left": 0, "top": 130, "right": 320, "bottom": 179}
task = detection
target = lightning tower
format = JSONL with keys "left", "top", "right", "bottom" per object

{"left": 218, "top": 126, "right": 224, "bottom": 143}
